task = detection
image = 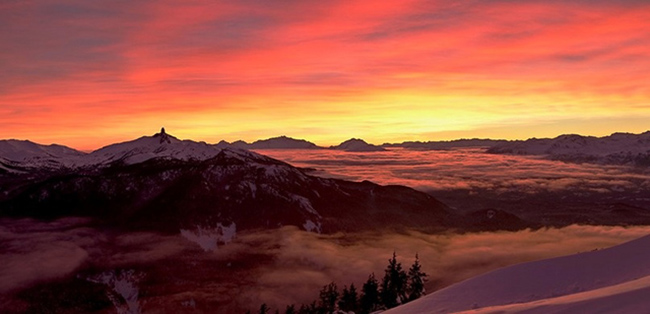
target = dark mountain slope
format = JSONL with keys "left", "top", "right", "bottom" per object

{"left": 0, "top": 148, "right": 456, "bottom": 234}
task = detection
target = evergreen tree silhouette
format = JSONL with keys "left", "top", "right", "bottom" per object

{"left": 284, "top": 304, "right": 296, "bottom": 314}
{"left": 360, "top": 273, "right": 380, "bottom": 313}
{"left": 338, "top": 283, "right": 359, "bottom": 313}
{"left": 259, "top": 303, "right": 270, "bottom": 314}
{"left": 318, "top": 282, "right": 339, "bottom": 313}
{"left": 380, "top": 252, "right": 408, "bottom": 308}
{"left": 407, "top": 253, "right": 428, "bottom": 301}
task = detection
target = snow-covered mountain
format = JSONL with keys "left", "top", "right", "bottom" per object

{"left": 0, "top": 130, "right": 465, "bottom": 234}
{"left": 0, "top": 128, "right": 225, "bottom": 170}
{"left": 487, "top": 131, "right": 650, "bottom": 166}
{"left": 85, "top": 128, "right": 221, "bottom": 166}
{"left": 0, "top": 129, "right": 538, "bottom": 234}
{"left": 0, "top": 139, "right": 86, "bottom": 170}
{"left": 331, "top": 138, "right": 386, "bottom": 152}
{"left": 386, "top": 233, "right": 650, "bottom": 314}
{"left": 0, "top": 149, "right": 455, "bottom": 233}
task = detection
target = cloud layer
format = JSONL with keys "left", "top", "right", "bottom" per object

{"left": 258, "top": 148, "right": 650, "bottom": 194}
{"left": 236, "top": 225, "right": 650, "bottom": 309}
{"left": 2, "top": 217, "right": 649, "bottom": 312}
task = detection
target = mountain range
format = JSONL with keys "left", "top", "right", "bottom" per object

{"left": 219, "top": 136, "right": 385, "bottom": 152}
{"left": 3, "top": 130, "right": 649, "bottom": 171}
{"left": 0, "top": 128, "right": 528, "bottom": 235}
{"left": 487, "top": 132, "right": 650, "bottom": 166}
{"left": 3, "top": 128, "right": 650, "bottom": 235}
{"left": 218, "top": 135, "right": 320, "bottom": 150}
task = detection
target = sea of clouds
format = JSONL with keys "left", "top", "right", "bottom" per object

{"left": 2, "top": 218, "right": 649, "bottom": 312}
{"left": 257, "top": 148, "right": 650, "bottom": 194}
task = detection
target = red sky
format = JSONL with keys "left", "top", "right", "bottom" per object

{"left": 1, "top": 0, "right": 649, "bottom": 150}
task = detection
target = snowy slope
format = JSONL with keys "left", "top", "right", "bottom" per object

{"left": 458, "top": 275, "right": 650, "bottom": 313}
{"left": 487, "top": 131, "right": 650, "bottom": 166}
{"left": 0, "top": 139, "right": 86, "bottom": 169}
{"left": 386, "top": 234, "right": 650, "bottom": 314}
{"left": 84, "top": 128, "right": 222, "bottom": 166}
{"left": 0, "top": 128, "right": 228, "bottom": 170}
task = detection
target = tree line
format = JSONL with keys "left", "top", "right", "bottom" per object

{"left": 249, "top": 252, "right": 427, "bottom": 314}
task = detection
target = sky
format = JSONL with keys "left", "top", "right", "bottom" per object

{"left": 1, "top": 0, "right": 649, "bottom": 150}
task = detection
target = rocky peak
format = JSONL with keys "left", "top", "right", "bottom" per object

{"left": 154, "top": 127, "right": 172, "bottom": 144}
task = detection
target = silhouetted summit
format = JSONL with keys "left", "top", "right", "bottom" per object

{"left": 331, "top": 138, "right": 386, "bottom": 152}
{"left": 154, "top": 127, "right": 172, "bottom": 144}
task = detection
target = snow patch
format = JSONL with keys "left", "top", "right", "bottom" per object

{"left": 86, "top": 269, "right": 144, "bottom": 314}
{"left": 291, "top": 195, "right": 319, "bottom": 216}
{"left": 303, "top": 219, "right": 322, "bottom": 233}
{"left": 240, "top": 181, "right": 257, "bottom": 198}
{"left": 180, "top": 222, "right": 237, "bottom": 251}
{"left": 262, "top": 164, "right": 288, "bottom": 180}
{"left": 181, "top": 298, "right": 197, "bottom": 309}
{"left": 0, "top": 162, "right": 14, "bottom": 173}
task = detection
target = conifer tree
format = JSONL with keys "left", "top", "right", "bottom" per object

{"left": 297, "top": 303, "right": 309, "bottom": 314}
{"left": 360, "top": 273, "right": 380, "bottom": 313}
{"left": 407, "top": 253, "right": 428, "bottom": 301}
{"left": 308, "top": 301, "right": 319, "bottom": 314}
{"left": 285, "top": 304, "right": 296, "bottom": 314}
{"left": 259, "top": 303, "right": 270, "bottom": 314}
{"left": 380, "top": 252, "right": 408, "bottom": 308}
{"left": 318, "top": 282, "right": 339, "bottom": 313}
{"left": 338, "top": 283, "right": 359, "bottom": 313}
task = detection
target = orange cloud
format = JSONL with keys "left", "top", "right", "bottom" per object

{"left": 1, "top": 0, "right": 649, "bottom": 149}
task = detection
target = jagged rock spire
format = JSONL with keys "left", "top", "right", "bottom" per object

{"left": 157, "top": 127, "right": 171, "bottom": 144}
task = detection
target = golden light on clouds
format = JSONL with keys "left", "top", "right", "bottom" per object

{"left": 1, "top": 0, "right": 649, "bottom": 149}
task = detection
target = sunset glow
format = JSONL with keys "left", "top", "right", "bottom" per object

{"left": 2, "top": 0, "right": 649, "bottom": 150}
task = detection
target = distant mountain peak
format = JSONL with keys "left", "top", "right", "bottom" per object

{"left": 250, "top": 135, "right": 320, "bottom": 149}
{"left": 0, "top": 139, "right": 85, "bottom": 170}
{"left": 218, "top": 136, "right": 321, "bottom": 150}
{"left": 332, "top": 138, "right": 386, "bottom": 152}
{"left": 487, "top": 130, "right": 650, "bottom": 167}
{"left": 341, "top": 138, "right": 365, "bottom": 144}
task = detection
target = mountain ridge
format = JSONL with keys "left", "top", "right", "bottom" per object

{"left": 3, "top": 129, "right": 649, "bottom": 172}
{"left": 487, "top": 131, "right": 650, "bottom": 166}
{"left": 0, "top": 129, "right": 535, "bottom": 234}
{"left": 4, "top": 129, "right": 649, "bottom": 156}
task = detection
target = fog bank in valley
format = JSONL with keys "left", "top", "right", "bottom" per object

{"left": 257, "top": 148, "right": 650, "bottom": 194}
{"left": 2, "top": 218, "right": 649, "bottom": 312}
